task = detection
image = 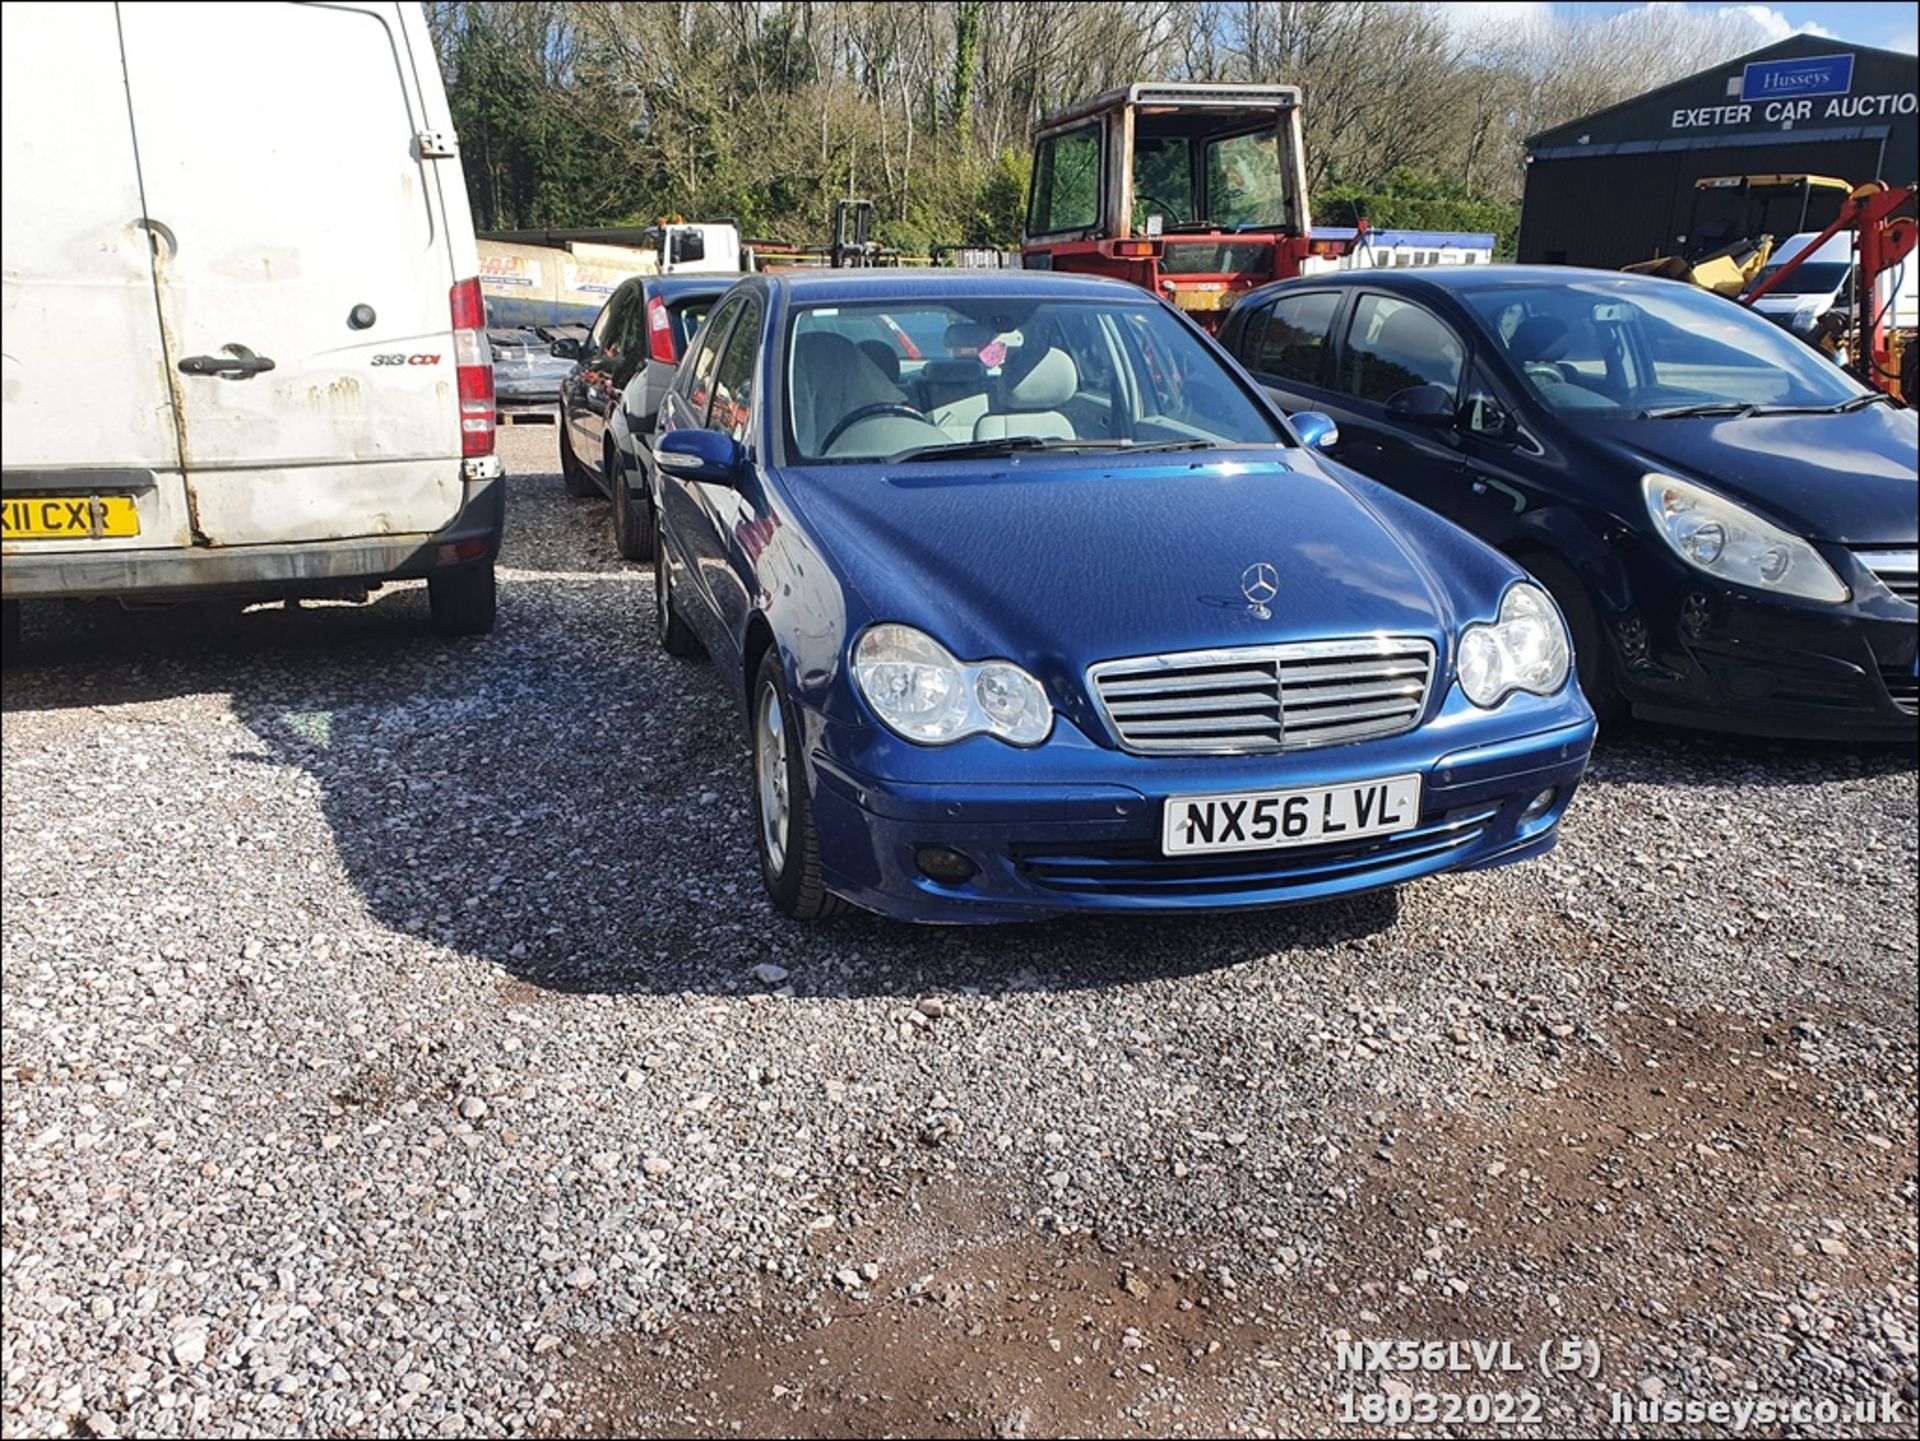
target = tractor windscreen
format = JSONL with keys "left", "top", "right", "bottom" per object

{"left": 1131, "top": 114, "right": 1295, "bottom": 234}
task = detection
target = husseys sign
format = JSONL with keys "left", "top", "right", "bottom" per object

{"left": 1672, "top": 53, "right": 1916, "bottom": 130}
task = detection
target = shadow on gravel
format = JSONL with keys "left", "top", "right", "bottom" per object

{"left": 1585, "top": 711, "right": 1916, "bottom": 790}
{"left": 4, "top": 588, "right": 1912, "bottom": 999}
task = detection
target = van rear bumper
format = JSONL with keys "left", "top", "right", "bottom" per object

{"left": 1, "top": 472, "right": 504, "bottom": 603}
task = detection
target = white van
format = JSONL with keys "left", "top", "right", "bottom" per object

{"left": 0, "top": 1, "right": 503, "bottom": 647}
{"left": 1748, "top": 229, "right": 1919, "bottom": 343}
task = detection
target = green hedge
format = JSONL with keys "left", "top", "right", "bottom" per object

{"left": 1316, "top": 173, "right": 1519, "bottom": 259}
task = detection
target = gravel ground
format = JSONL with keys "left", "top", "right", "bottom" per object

{"left": 3, "top": 423, "right": 1915, "bottom": 1438}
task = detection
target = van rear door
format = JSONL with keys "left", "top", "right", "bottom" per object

{"left": 116, "top": 1, "right": 461, "bottom": 547}
{"left": 0, "top": 3, "right": 190, "bottom": 547}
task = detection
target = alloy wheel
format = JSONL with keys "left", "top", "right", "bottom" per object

{"left": 755, "top": 682, "right": 791, "bottom": 875}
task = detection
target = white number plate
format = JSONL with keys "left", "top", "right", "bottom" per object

{"left": 1162, "top": 774, "right": 1422, "bottom": 856}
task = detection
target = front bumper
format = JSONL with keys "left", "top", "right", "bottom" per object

{"left": 805, "top": 689, "right": 1595, "bottom": 923}
{"left": 1, "top": 467, "right": 505, "bottom": 603}
{"left": 1604, "top": 538, "right": 1918, "bottom": 741}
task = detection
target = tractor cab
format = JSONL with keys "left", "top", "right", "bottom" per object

{"left": 1023, "top": 84, "right": 1322, "bottom": 330}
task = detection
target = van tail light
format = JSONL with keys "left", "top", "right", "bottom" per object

{"left": 647, "top": 296, "right": 677, "bottom": 364}
{"left": 451, "top": 277, "right": 494, "bottom": 458}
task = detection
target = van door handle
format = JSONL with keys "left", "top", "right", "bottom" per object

{"left": 178, "top": 344, "right": 275, "bottom": 379}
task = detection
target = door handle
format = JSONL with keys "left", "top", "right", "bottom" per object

{"left": 178, "top": 344, "right": 275, "bottom": 379}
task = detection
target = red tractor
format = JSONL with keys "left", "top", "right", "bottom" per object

{"left": 1022, "top": 83, "right": 1344, "bottom": 330}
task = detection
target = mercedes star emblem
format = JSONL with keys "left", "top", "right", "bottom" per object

{"left": 1241, "top": 561, "right": 1279, "bottom": 619}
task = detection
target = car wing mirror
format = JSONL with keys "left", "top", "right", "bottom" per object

{"left": 1384, "top": 384, "right": 1457, "bottom": 427}
{"left": 549, "top": 337, "right": 582, "bottom": 360}
{"left": 1290, "top": 410, "right": 1340, "bottom": 452}
{"left": 656, "top": 428, "right": 742, "bottom": 485}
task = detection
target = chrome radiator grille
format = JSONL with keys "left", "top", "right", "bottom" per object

{"left": 1858, "top": 549, "right": 1918, "bottom": 606}
{"left": 1088, "top": 638, "right": 1436, "bottom": 755}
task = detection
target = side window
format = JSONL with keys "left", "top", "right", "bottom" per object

{"left": 1028, "top": 125, "right": 1100, "bottom": 235}
{"left": 1340, "top": 294, "right": 1466, "bottom": 403}
{"left": 677, "top": 296, "right": 740, "bottom": 425}
{"left": 587, "top": 299, "right": 618, "bottom": 357}
{"left": 671, "top": 228, "right": 706, "bottom": 265}
{"left": 608, "top": 294, "right": 636, "bottom": 360}
{"left": 1231, "top": 302, "right": 1272, "bottom": 369}
{"left": 706, "top": 297, "right": 762, "bottom": 442}
{"left": 1254, "top": 291, "right": 1340, "bottom": 386}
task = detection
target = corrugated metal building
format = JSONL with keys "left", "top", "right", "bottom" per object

{"left": 1519, "top": 35, "right": 1917, "bottom": 269}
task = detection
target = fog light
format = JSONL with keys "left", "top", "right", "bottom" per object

{"left": 915, "top": 847, "right": 978, "bottom": 884}
{"left": 1521, "top": 788, "right": 1558, "bottom": 821}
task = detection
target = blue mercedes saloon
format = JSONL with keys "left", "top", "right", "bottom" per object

{"left": 647, "top": 270, "right": 1595, "bottom": 922}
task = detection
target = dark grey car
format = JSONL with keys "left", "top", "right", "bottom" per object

{"left": 488, "top": 328, "right": 577, "bottom": 414}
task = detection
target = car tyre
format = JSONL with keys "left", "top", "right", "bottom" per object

{"left": 653, "top": 505, "right": 703, "bottom": 658}
{"left": 611, "top": 443, "right": 653, "bottom": 562}
{"left": 1521, "top": 552, "right": 1625, "bottom": 728}
{"left": 752, "top": 648, "right": 848, "bottom": 921}
{"left": 428, "top": 563, "right": 497, "bottom": 637}
{"left": 559, "top": 423, "right": 595, "bottom": 498}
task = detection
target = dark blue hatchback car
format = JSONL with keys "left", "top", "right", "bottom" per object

{"left": 648, "top": 270, "right": 1594, "bottom": 922}
{"left": 1222, "top": 267, "right": 1919, "bottom": 740}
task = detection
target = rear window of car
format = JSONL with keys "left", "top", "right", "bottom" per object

{"left": 670, "top": 298, "right": 717, "bottom": 351}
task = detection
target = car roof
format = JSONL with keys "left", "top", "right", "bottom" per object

{"left": 757, "top": 267, "right": 1148, "bottom": 304}
{"left": 1239, "top": 264, "right": 1676, "bottom": 308}
{"left": 647, "top": 272, "right": 750, "bottom": 299}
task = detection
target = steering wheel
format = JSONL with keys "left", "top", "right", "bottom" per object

{"left": 819, "top": 402, "right": 929, "bottom": 452}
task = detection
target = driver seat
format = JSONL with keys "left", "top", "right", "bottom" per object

{"left": 791, "top": 331, "right": 907, "bottom": 454}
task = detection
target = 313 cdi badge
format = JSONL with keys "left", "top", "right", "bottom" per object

{"left": 649, "top": 271, "right": 1596, "bottom": 922}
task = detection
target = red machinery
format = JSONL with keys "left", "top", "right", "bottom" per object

{"left": 1743, "top": 180, "right": 1918, "bottom": 402}
{"left": 1022, "top": 83, "right": 1350, "bottom": 331}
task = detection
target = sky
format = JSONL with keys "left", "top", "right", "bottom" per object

{"left": 1440, "top": 2, "right": 1919, "bottom": 54}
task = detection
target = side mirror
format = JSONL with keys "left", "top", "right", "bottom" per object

{"left": 1290, "top": 410, "right": 1340, "bottom": 452}
{"left": 1385, "top": 383, "right": 1456, "bottom": 427}
{"left": 549, "top": 337, "right": 583, "bottom": 360}
{"left": 655, "top": 428, "right": 741, "bottom": 484}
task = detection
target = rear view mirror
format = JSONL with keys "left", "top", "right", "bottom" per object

{"left": 1385, "top": 384, "right": 1456, "bottom": 427}
{"left": 549, "top": 337, "right": 583, "bottom": 360}
{"left": 1290, "top": 410, "right": 1340, "bottom": 452}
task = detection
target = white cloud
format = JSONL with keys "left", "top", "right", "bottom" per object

{"left": 1712, "top": 6, "right": 1836, "bottom": 42}
{"left": 1440, "top": 3, "right": 1836, "bottom": 53}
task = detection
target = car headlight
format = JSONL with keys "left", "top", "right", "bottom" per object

{"left": 1641, "top": 472, "right": 1848, "bottom": 603}
{"left": 852, "top": 624, "right": 1052, "bottom": 746}
{"left": 1458, "top": 582, "right": 1571, "bottom": 709}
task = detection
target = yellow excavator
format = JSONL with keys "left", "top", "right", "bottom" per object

{"left": 1624, "top": 174, "right": 1853, "bottom": 295}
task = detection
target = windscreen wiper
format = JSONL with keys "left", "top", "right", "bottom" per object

{"left": 888, "top": 437, "right": 1222, "bottom": 463}
{"left": 1640, "top": 402, "right": 1758, "bottom": 420}
{"left": 1750, "top": 392, "right": 1898, "bottom": 416}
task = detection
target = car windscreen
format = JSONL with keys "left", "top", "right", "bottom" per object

{"left": 784, "top": 296, "right": 1286, "bottom": 463}
{"left": 1466, "top": 282, "right": 1863, "bottom": 417}
{"left": 1747, "top": 261, "right": 1850, "bottom": 297}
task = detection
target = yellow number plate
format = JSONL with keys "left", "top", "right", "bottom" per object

{"left": 1, "top": 495, "right": 141, "bottom": 540}
{"left": 1171, "top": 287, "right": 1231, "bottom": 312}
